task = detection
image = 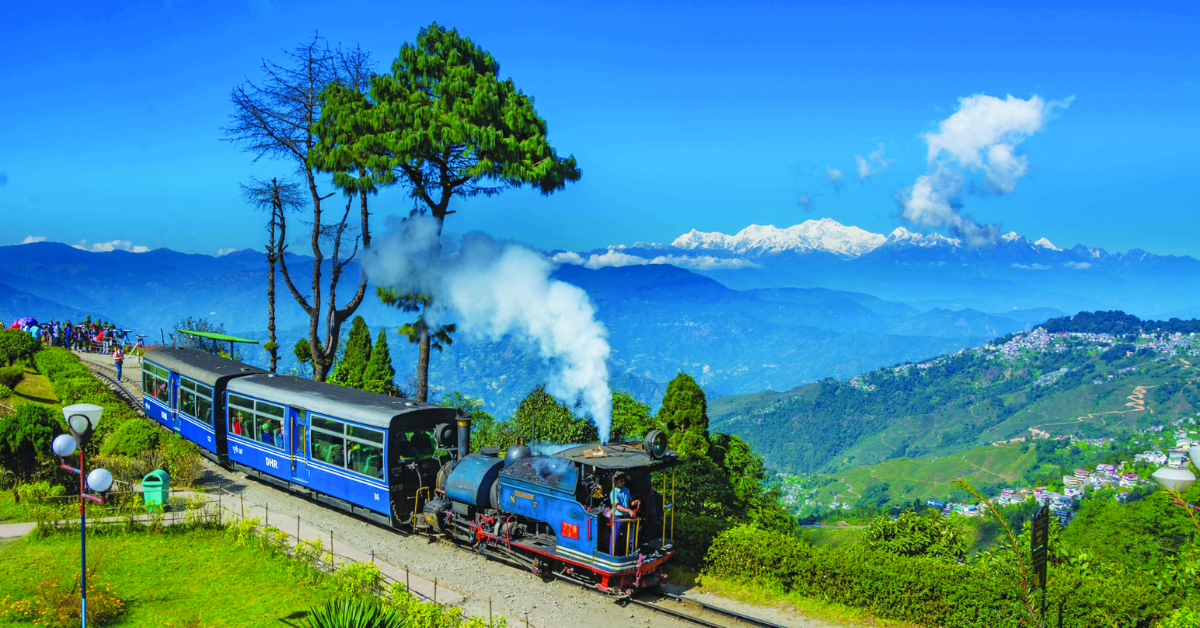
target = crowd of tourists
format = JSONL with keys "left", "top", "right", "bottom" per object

{"left": 3, "top": 316, "right": 140, "bottom": 382}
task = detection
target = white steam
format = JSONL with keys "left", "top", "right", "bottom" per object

{"left": 366, "top": 216, "right": 614, "bottom": 442}
{"left": 898, "top": 94, "right": 1072, "bottom": 246}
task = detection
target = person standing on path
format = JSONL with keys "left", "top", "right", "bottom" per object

{"left": 113, "top": 345, "right": 125, "bottom": 382}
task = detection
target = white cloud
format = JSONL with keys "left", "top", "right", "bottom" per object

{"left": 552, "top": 250, "right": 762, "bottom": 271}
{"left": 825, "top": 166, "right": 844, "bottom": 191}
{"left": 73, "top": 239, "right": 151, "bottom": 253}
{"left": 215, "top": 248, "right": 240, "bottom": 257}
{"left": 898, "top": 94, "right": 1071, "bottom": 246}
{"left": 1011, "top": 262, "right": 1051, "bottom": 270}
{"left": 855, "top": 143, "right": 893, "bottom": 180}
{"left": 19, "top": 236, "right": 46, "bottom": 244}
{"left": 1063, "top": 261, "right": 1092, "bottom": 270}
{"left": 797, "top": 193, "right": 815, "bottom": 212}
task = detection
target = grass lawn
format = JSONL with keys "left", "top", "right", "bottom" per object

{"left": 0, "top": 528, "right": 335, "bottom": 627}
{"left": 11, "top": 366, "right": 57, "bottom": 406}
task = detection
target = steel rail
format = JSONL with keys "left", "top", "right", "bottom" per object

{"left": 630, "top": 590, "right": 789, "bottom": 628}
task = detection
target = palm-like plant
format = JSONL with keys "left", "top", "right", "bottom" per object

{"left": 305, "top": 596, "right": 407, "bottom": 628}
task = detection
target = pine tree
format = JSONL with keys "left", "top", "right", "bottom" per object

{"left": 657, "top": 372, "right": 710, "bottom": 459}
{"left": 328, "top": 316, "right": 372, "bottom": 389}
{"left": 362, "top": 329, "right": 398, "bottom": 396}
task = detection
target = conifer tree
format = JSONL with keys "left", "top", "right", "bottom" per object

{"left": 657, "top": 372, "right": 710, "bottom": 459}
{"left": 328, "top": 316, "right": 372, "bottom": 389}
{"left": 362, "top": 329, "right": 398, "bottom": 396}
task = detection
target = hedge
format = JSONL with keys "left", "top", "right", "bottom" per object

{"left": 704, "top": 524, "right": 1181, "bottom": 628}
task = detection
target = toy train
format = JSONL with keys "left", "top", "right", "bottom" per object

{"left": 140, "top": 347, "right": 679, "bottom": 594}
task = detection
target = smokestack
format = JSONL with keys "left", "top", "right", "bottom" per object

{"left": 456, "top": 411, "right": 472, "bottom": 467}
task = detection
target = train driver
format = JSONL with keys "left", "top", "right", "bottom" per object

{"left": 610, "top": 473, "right": 641, "bottom": 518}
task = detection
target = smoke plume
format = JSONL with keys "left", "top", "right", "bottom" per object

{"left": 898, "top": 94, "right": 1071, "bottom": 246}
{"left": 366, "top": 216, "right": 614, "bottom": 442}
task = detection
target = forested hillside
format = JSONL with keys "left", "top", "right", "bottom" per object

{"left": 711, "top": 312, "right": 1200, "bottom": 473}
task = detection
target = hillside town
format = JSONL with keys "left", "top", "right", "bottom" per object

{"left": 780, "top": 416, "right": 1199, "bottom": 526}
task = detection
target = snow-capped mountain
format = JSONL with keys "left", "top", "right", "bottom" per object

{"left": 671, "top": 218, "right": 886, "bottom": 259}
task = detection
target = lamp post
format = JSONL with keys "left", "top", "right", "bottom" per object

{"left": 1151, "top": 445, "right": 1200, "bottom": 537}
{"left": 53, "top": 403, "right": 111, "bottom": 628}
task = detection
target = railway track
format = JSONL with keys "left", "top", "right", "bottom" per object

{"left": 627, "top": 590, "right": 789, "bottom": 628}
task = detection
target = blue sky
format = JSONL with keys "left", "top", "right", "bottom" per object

{"left": 2, "top": 0, "right": 1197, "bottom": 256}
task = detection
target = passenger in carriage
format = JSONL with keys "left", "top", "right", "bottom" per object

{"left": 273, "top": 429, "right": 285, "bottom": 449}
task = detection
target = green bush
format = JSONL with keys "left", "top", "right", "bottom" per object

{"left": 670, "top": 514, "right": 732, "bottom": 568}
{"left": 703, "top": 523, "right": 1177, "bottom": 628}
{"left": 0, "top": 384, "right": 12, "bottom": 399}
{"left": 158, "top": 435, "right": 204, "bottom": 488}
{"left": 0, "top": 364, "right": 24, "bottom": 389}
{"left": 100, "top": 420, "right": 160, "bottom": 457}
{"left": 15, "top": 480, "right": 66, "bottom": 502}
{"left": 0, "top": 329, "right": 40, "bottom": 366}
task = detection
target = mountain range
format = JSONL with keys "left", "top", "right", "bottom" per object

{"left": 553, "top": 219, "right": 1200, "bottom": 317}
{"left": 0, "top": 238, "right": 1063, "bottom": 416}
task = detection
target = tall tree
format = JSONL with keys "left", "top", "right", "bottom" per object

{"left": 225, "top": 37, "right": 377, "bottom": 381}
{"left": 377, "top": 289, "right": 455, "bottom": 402}
{"left": 241, "top": 177, "right": 304, "bottom": 373}
{"left": 319, "top": 23, "right": 581, "bottom": 401}
{"left": 362, "top": 329, "right": 398, "bottom": 396}
{"left": 657, "top": 372, "right": 710, "bottom": 459}
{"left": 328, "top": 315, "right": 372, "bottom": 389}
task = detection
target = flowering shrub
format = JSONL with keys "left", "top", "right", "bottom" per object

{"left": 0, "top": 569, "right": 125, "bottom": 627}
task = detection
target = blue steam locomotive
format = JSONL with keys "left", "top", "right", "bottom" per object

{"left": 140, "top": 347, "right": 679, "bottom": 594}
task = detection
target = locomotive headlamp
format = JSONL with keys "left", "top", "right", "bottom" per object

{"left": 644, "top": 429, "right": 668, "bottom": 460}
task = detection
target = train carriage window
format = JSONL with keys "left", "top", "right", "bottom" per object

{"left": 311, "top": 427, "right": 345, "bottom": 467}
{"left": 344, "top": 425, "right": 384, "bottom": 477}
{"left": 143, "top": 363, "right": 171, "bottom": 404}
{"left": 178, "top": 379, "right": 214, "bottom": 426}
{"left": 396, "top": 430, "right": 437, "bottom": 460}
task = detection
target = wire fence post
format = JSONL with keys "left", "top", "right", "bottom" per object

{"left": 297, "top": 514, "right": 300, "bottom": 542}
{"left": 434, "top": 577, "right": 437, "bottom": 604}
{"left": 217, "top": 485, "right": 222, "bottom": 525}
{"left": 406, "top": 566, "right": 410, "bottom": 592}
{"left": 265, "top": 503, "right": 268, "bottom": 527}
{"left": 525, "top": 612, "right": 529, "bottom": 628}
{"left": 240, "top": 492, "right": 244, "bottom": 519}
{"left": 489, "top": 597, "right": 492, "bottom": 623}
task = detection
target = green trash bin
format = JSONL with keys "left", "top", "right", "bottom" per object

{"left": 142, "top": 469, "right": 171, "bottom": 509}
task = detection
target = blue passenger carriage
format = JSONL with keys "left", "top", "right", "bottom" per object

{"left": 223, "top": 375, "right": 457, "bottom": 525}
{"left": 140, "top": 348, "right": 263, "bottom": 460}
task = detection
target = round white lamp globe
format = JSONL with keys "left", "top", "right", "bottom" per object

{"left": 1190, "top": 445, "right": 1200, "bottom": 468}
{"left": 1153, "top": 467, "right": 1197, "bottom": 493}
{"left": 51, "top": 434, "right": 77, "bottom": 457}
{"left": 87, "top": 468, "right": 113, "bottom": 493}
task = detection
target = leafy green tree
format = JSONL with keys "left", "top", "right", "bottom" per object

{"left": 292, "top": 337, "right": 323, "bottom": 378}
{"left": 657, "top": 372, "right": 710, "bottom": 459}
{"left": 0, "top": 329, "right": 40, "bottom": 366}
{"left": 510, "top": 385, "right": 598, "bottom": 445}
{"left": 328, "top": 316, "right": 373, "bottom": 389}
{"left": 610, "top": 390, "right": 661, "bottom": 442}
{"left": 331, "top": 23, "right": 580, "bottom": 401}
{"left": 442, "top": 391, "right": 512, "bottom": 452}
{"left": 362, "top": 329, "right": 398, "bottom": 396}
{"left": 0, "top": 403, "right": 63, "bottom": 502}
{"left": 865, "top": 509, "right": 968, "bottom": 562}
